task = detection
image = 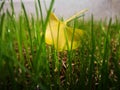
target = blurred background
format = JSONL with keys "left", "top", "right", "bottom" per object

{"left": 1, "top": 0, "right": 120, "bottom": 20}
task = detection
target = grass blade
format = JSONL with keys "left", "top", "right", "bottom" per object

{"left": 0, "top": 0, "right": 5, "bottom": 13}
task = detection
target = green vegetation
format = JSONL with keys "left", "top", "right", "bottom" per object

{"left": 0, "top": 0, "right": 120, "bottom": 90}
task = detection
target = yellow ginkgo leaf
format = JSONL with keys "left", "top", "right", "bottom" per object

{"left": 45, "top": 9, "right": 88, "bottom": 51}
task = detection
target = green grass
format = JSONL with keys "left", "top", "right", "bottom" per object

{"left": 0, "top": 0, "right": 120, "bottom": 90}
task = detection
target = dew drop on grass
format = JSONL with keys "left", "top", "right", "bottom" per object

{"left": 8, "top": 29, "right": 10, "bottom": 33}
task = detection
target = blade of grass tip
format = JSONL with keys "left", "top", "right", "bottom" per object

{"left": 10, "top": 0, "right": 15, "bottom": 16}
{"left": 21, "top": 1, "right": 33, "bottom": 55}
{"left": 0, "top": 44, "right": 2, "bottom": 72}
{"left": 88, "top": 14, "right": 95, "bottom": 89}
{"left": 0, "top": 13, "right": 5, "bottom": 40}
{"left": 64, "top": 27, "right": 69, "bottom": 51}
{"left": 115, "top": 16, "right": 119, "bottom": 30}
{"left": 98, "top": 20, "right": 104, "bottom": 56}
{"left": 43, "top": 0, "right": 55, "bottom": 33}
{"left": 71, "top": 18, "right": 77, "bottom": 50}
{"left": 53, "top": 17, "right": 60, "bottom": 50}
{"left": 0, "top": 13, "right": 5, "bottom": 72}
{"left": 31, "top": 15, "right": 36, "bottom": 39}
{"left": 34, "top": 0, "right": 39, "bottom": 20}
{"left": 37, "top": 0, "right": 44, "bottom": 25}
{"left": 0, "top": 0, "right": 5, "bottom": 13}
{"left": 99, "top": 18, "right": 112, "bottom": 89}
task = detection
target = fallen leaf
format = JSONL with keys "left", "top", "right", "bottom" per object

{"left": 45, "top": 9, "right": 88, "bottom": 51}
